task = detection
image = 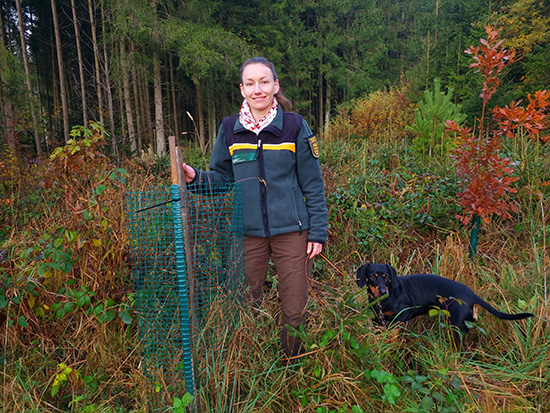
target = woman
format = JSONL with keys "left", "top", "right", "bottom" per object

{"left": 182, "top": 57, "right": 328, "bottom": 357}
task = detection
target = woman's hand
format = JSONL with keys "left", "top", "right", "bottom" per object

{"left": 306, "top": 242, "right": 323, "bottom": 259}
{"left": 182, "top": 163, "right": 196, "bottom": 183}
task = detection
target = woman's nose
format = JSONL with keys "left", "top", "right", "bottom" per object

{"left": 254, "top": 82, "right": 261, "bottom": 93}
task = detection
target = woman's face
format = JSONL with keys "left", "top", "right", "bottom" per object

{"left": 240, "top": 62, "right": 280, "bottom": 121}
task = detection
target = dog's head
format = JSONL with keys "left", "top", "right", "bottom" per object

{"left": 356, "top": 263, "right": 397, "bottom": 298}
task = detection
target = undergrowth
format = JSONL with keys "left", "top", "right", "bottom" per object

{"left": 1, "top": 119, "right": 548, "bottom": 412}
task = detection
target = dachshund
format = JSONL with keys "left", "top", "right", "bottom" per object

{"left": 356, "top": 263, "right": 534, "bottom": 345}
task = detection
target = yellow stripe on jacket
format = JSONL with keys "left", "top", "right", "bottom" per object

{"left": 229, "top": 142, "right": 296, "bottom": 156}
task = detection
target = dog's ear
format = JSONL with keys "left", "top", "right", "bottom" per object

{"left": 356, "top": 263, "right": 370, "bottom": 288}
{"left": 386, "top": 264, "right": 398, "bottom": 279}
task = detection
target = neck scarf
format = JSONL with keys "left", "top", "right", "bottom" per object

{"left": 239, "top": 98, "right": 278, "bottom": 135}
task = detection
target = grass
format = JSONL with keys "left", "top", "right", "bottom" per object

{"left": 0, "top": 129, "right": 549, "bottom": 412}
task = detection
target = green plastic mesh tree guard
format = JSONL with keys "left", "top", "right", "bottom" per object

{"left": 125, "top": 183, "right": 245, "bottom": 406}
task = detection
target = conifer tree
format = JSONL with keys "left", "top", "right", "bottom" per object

{"left": 408, "top": 78, "right": 466, "bottom": 161}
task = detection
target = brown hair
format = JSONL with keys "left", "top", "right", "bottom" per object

{"left": 240, "top": 57, "right": 293, "bottom": 111}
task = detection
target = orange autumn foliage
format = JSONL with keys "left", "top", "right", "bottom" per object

{"left": 493, "top": 90, "right": 550, "bottom": 142}
{"left": 445, "top": 26, "right": 549, "bottom": 225}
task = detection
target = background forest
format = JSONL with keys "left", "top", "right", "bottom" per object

{"left": 2, "top": 0, "right": 548, "bottom": 157}
{"left": 1, "top": 0, "right": 550, "bottom": 412}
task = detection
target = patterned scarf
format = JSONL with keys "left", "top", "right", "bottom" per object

{"left": 239, "top": 98, "right": 278, "bottom": 135}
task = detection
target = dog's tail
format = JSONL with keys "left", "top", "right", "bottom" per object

{"left": 473, "top": 295, "right": 534, "bottom": 320}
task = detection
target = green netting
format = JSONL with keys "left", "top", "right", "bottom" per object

{"left": 124, "top": 183, "right": 245, "bottom": 407}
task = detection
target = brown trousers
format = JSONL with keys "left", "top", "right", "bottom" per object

{"left": 243, "top": 231, "right": 312, "bottom": 357}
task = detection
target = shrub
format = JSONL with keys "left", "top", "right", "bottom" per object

{"left": 446, "top": 26, "right": 549, "bottom": 256}
{"left": 328, "top": 81, "right": 414, "bottom": 144}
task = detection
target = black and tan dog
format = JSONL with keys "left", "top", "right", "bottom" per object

{"left": 356, "top": 263, "right": 534, "bottom": 343}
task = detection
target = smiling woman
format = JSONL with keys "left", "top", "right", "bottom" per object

{"left": 240, "top": 62, "right": 280, "bottom": 121}
{"left": 181, "top": 56, "right": 328, "bottom": 358}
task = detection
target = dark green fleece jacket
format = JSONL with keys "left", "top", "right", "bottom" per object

{"left": 191, "top": 108, "right": 328, "bottom": 244}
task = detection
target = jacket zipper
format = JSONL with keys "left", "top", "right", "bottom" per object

{"left": 257, "top": 137, "right": 271, "bottom": 237}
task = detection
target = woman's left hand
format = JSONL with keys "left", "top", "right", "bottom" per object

{"left": 307, "top": 242, "right": 323, "bottom": 259}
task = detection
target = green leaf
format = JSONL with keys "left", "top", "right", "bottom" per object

{"left": 0, "top": 296, "right": 8, "bottom": 309}
{"left": 428, "top": 308, "right": 440, "bottom": 317}
{"left": 421, "top": 396, "right": 434, "bottom": 412}
{"left": 450, "top": 375, "right": 462, "bottom": 390}
{"left": 119, "top": 309, "right": 133, "bottom": 325}
{"left": 94, "top": 303, "right": 104, "bottom": 316}
{"left": 83, "top": 210, "right": 93, "bottom": 221}
{"left": 17, "top": 316, "right": 28, "bottom": 327}
{"left": 95, "top": 185, "right": 107, "bottom": 196}
{"left": 83, "top": 375, "right": 94, "bottom": 385}
{"left": 53, "top": 237, "right": 63, "bottom": 249}
{"left": 63, "top": 302, "right": 75, "bottom": 313}
{"left": 64, "top": 230, "right": 78, "bottom": 244}
{"left": 100, "top": 310, "right": 115, "bottom": 323}
{"left": 180, "top": 393, "right": 193, "bottom": 407}
{"left": 84, "top": 294, "right": 92, "bottom": 307}
{"left": 418, "top": 387, "right": 431, "bottom": 395}
{"left": 77, "top": 295, "right": 87, "bottom": 308}
{"left": 383, "top": 383, "right": 401, "bottom": 404}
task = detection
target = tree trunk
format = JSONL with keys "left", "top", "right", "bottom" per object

{"left": 88, "top": 0, "right": 104, "bottom": 127}
{"left": 169, "top": 54, "right": 180, "bottom": 139}
{"left": 51, "top": 0, "right": 70, "bottom": 143}
{"left": 425, "top": 30, "right": 430, "bottom": 89}
{"left": 153, "top": 51, "right": 165, "bottom": 155}
{"left": 71, "top": 0, "right": 88, "bottom": 128}
{"left": 208, "top": 91, "right": 216, "bottom": 152}
{"left": 324, "top": 81, "right": 331, "bottom": 137}
{"left": 143, "top": 70, "right": 153, "bottom": 149}
{"left": 50, "top": 35, "right": 61, "bottom": 141}
{"left": 195, "top": 81, "right": 206, "bottom": 153}
{"left": 117, "top": 75, "right": 126, "bottom": 147}
{"left": 0, "top": 7, "right": 16, "bottom": 150}
{"left": 130, "top": 48, "right": 143, "bottom": 152}
{"left": 100, "top": 0, "right": 117, "bottom": 158}
{"left": 318, "top": 71, "right": 324, "bottom": 136}
{"left": 16, "top": 0, "right": 43, "bottom": 159}
{"left": 121, "top": 40, "right": 136, "bottom": 153}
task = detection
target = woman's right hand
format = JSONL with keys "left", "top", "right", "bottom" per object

{"left": 182, "top": 163, "right": 196, "bottom": 183}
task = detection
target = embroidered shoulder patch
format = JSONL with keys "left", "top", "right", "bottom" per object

{"left": 308, "top": 136, "right": 320, "bottom": 158}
